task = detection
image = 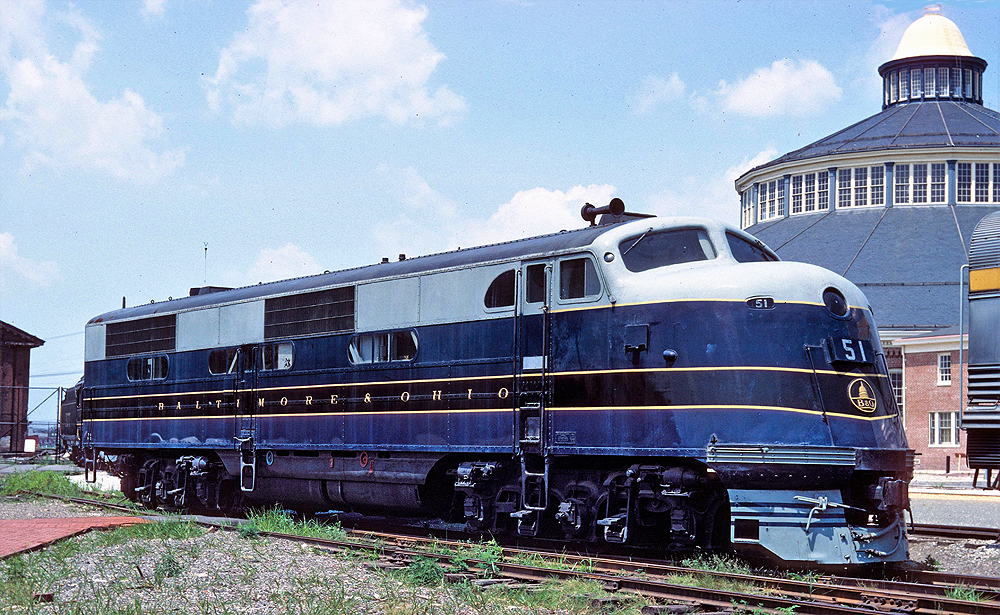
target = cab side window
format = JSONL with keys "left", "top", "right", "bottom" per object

{"left": 484, "top": 269, "right": 515, "bottom": 309}
{"left": 208, "top": 348, "right": 239, "bottom": 375}
{"left": 559, "top": 257, "right": 601, "bottom": 300}
{"left": 261, "top": 342, "right": 293, "bottom": 371}
{"left": 127, "top": 356, "right": 168, "bottom": 381}
{"left": 349, "top": 331, "right": 418, "bottom": 364}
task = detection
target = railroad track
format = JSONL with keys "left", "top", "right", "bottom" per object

{"left": 910, "top": 522, "right": 1000, "bottom": 541}
{"left": 24, "top": 492, "right": 1000, "bottom": 615}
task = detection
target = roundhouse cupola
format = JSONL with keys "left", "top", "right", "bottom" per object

{"left": 878, "top": 6, "right": 987, "bottom": 108}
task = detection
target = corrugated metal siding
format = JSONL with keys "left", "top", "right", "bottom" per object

{"left": 970, "top": 211, "right": 1000, "bottom": 270}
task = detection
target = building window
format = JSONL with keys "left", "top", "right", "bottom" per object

{"left": 895, "top": 164, "right": 910, "bottom": 204}
{"left": 891, "top": 71, "right": 899, "bottom": 102}
{"left": 912, "top": 164, "right": 927, "bottom": 203}
{"left": 838, "top": 169, "right": 852, "bottom": 208}
{"left": 931, "top": 163, "right": 946, "bottom": 202}
{"left": 854, "top": 167, "right": 868, "bottom": 207}
{"left": 791, "top": 175, "right": 802, "bottom": 214}
{"left": 888, "top": 368, "right": 903, "bottom": 411}
{"left": 929, "top": 411, "right": 959, "bottom": 446}
{"left": 924, "top": 67, "right": 935, "bottom": 97}
{"left": 938, "top": 352, "right": 952, "bottom": 384}
{"left": 995, "top": 164, "right": 1000, "bottom": 202}
{"left": 900, "top": 69, "right": 910, "bottom": 100}
{"left": 818, "top": 172, "right": 829, "bottom": 209}
{"left": 938, "top": 67, "right": 950, "bottom": 97}
{"left": 871, "top": 166, "right": 884, "bottom": 206}
{"left": 768, "top": 180, "right": 777, "bottom": 218}
{"left": 804, "top": 173, "right": 816, "bottom": 211}
{"left": 976, "top": 164, "right": 991, "bottom": 203}
{"left": 910, "top": 68, "right": 922, "bottom": 98}
{"left": 776, "top": 179, "right": 785, "bottom": 216}
{"left": 883, "top": 76, "right": 890, "bottom": 106}
{"left": 951, "top": 68, "right": 962, "bottom": 98}
{"left": 965, "top": 69, "right": 973, "bottom": 98}
{"left": 957, "top": 163, "right": 972, "bottom": 203}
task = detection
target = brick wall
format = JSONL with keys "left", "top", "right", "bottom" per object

{"left": 903, "top": 349, "right": 967, "bottom": 472}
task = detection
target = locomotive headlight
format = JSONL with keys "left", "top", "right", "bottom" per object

{"left": 823, "top": 287, "right": 849, "bottom": 318}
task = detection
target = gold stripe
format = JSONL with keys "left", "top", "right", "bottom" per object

{"left": 89, "top": 405, "right": 896, "bottom": 423}
{"left": 550, "top": 297, "right": 866, "bottom": 314}
{"left": 970, "top": 267, "right": 1000, "bottom": 292}
{"left": 553, "top": 404, "right": 898, "bottom": 422}
{"left": 90, "top": 365, "right": 884, "bottom": 402}
{"left": 547, "top": 366, "right": 887, "bottom": 378}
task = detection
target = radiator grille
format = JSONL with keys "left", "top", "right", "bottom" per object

{"left": 264, "top": 286, "right": 355, "bottom": 339}
{"left": 105, "top": 315, "right": 176, "bottom": 357}
{"left": 969, "top": 364, "right": 1000, "bottom": 403}
{"left": 967, "top": 429, "right": 1000, "bottom": 468}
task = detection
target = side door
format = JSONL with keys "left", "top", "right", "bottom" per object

{"left": 516, "top": 260, "right": 551, "bottom": 453}
{"left": 235, "top": 344, "right": 259, "bottom": 491}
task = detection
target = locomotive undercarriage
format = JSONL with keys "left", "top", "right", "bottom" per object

{"left": 103, "top": 447, "right": 909, "bottom": 564}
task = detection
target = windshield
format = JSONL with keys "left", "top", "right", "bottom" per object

{"left": 618, "top": 228, "right": 716, "bottom": 273}
{"left": 726, "top": 232, "right": 778, "bottom": 263}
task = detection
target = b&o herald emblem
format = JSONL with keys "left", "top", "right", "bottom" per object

{"left": 848, "top": 378, "right": 877, "bottom": 413}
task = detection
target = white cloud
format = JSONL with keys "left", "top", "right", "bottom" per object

{"left": 0, "top": 1, "right": 184, "bottom": 180}
{"left": 247, "top": 243, "right": 322, "bottom": 284}
{"left": 632, "top": 73, "right": 686, "bottom": 114}
{"left": 647, "top": 149, "right": 777, "bottom": 224}
{"left": 370, "top": 166, "right": 617, "bottom": 260}
{"left": 468, "top": 185, "right": 617, "bottom": 246}
{"left": 204, "top": 0, "right": 466, "bottom": 127}
{"left": 717, "top": 59, "right": 842, "bottom": 117}
{"left": 0, "top": 232, "right": 60, "bottom": 291}
{"left": 143, "top": 0, "right": 166, "bottom": 16}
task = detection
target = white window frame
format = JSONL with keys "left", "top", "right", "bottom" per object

{"left": 937, "top": 352, "right": 952, "bottom": 385}
{"left": 929, "top": 411, "right": 960, "bottom": 447}
{"left": 888, "top": 368, "right": 903, "bottom": 412}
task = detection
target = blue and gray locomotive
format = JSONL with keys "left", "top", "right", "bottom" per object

{"left": 80, "top": 201, "right": 911, "bottom": 566}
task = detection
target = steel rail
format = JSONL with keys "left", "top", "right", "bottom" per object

{"left": 910, "top": 522, "right": 1000, "bottom": 541}
{"left": 28, "top": 492, "right": 1000, "bottom": 614}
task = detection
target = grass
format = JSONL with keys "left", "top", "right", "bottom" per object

{"left": 0, "top": 468, "right": 84, "bottom": 497}
{"left": 945, "top": 584, "right": 985, "bottom": 602}
{"left": 240, "top": 505, "right": 348, "bottom": 541}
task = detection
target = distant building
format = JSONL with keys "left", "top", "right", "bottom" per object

{"left": 735, "top": 7, "right": 1000, "bottom": 472}
{"left": 0, "top": 320, "right": 44, "bottom": 453}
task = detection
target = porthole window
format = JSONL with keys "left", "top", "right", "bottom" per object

{"left": 484, "top": 269, "right": 515, "bottom": 309}
{"left": 261, "top": 342, "right": 293, "bottom": 371}
{"left": 208, "top": 348, "right": 240, "bottom": 375}
{"left": 349, "top": 331, "right": 418, "bottom": 364}
{"left": 126, "top": 356, "right": 168, "bottom": 381}
{"left": 559, "top": 257, "right": 601, "bottom": 300}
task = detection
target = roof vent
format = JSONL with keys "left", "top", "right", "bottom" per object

{"left": 189, "top": 286, "right": 233, "bottom": 297}
{"left": 398, "top": 254, "right": 406, "bottom": 261}
{"left": 381, "top": 257, "right": 389, "bottom": 264}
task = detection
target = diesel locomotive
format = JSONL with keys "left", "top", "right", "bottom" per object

{"left": 80, "top": 200, "right": 912, "bottom": 566}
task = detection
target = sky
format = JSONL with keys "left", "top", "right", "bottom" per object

{"left": 2, "top": 0, "right": 998, "bottom": 423}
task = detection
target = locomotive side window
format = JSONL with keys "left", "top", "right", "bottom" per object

{"left": 559, "top": 257, "right": 601, "bottom": 300}
{"left": 391, "top": 331, "right": 418, "bottom": 360}
{"left": 619, "top": 228, "right": 716, "bottom": 273}
{"left": 726, "top": 233, "right": 778, "bottom": 263}
{"left": 126, "top": 356, "right": 168, "bottom": 381}
{"left": 208, "top": 348, "right": 239, "bottom": 375}
{"left": 349, "top": 331, "right": 417, "bottom": 364}
{"left": 525, "top": 264, "right": 546, "bottom": 303}
{"left": 484, "top": 269, "right": 516, "bottom": 309}
{"left": 261, "top": 342, "right": 293, "bottom": 371}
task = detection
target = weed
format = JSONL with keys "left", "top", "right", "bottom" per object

{"left": 154, "top": 550, "right": 183, "bottom": 583}
{"left": 242, "top": 505, "right": 347, "bottom": 541}
{"left": 91, "top": 519, "right": 204, "bottom": 546}
{"left": 0, "top": 469, "right": 81, "bottom": 496}
{"left": 946, "top": 584, "right": 985, "bottom": 602}
{"left": 403, "top": 556, "right": 445, "bottom": 586}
